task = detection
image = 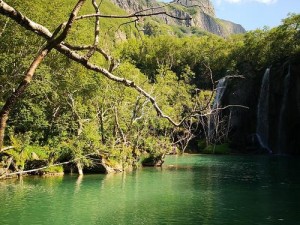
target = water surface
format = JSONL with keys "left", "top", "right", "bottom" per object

{"left": 1, "top": 155, "right": 300, "bottom": 225}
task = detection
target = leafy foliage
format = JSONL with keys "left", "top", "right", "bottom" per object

{"left": 0, "top": 0, "right": 299, "bottom": 174}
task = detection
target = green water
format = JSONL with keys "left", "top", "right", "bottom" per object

{"left": 1, "top": 155, "right": 300, "bottom": 225}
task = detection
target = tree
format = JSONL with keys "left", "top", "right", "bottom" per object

{"left": 0, "top": 0, "right": 199, "bottom": 153}
{"left": 1, "top": 0, "right": 220, "bottom": 178}
{"left": 0, "top": 0, "right": 86, "bottom": 150}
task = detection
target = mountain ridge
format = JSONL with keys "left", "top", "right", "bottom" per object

{"left": 110, "top": 0, "right": 246, "bottom": 36}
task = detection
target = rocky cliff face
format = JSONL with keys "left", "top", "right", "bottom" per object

{"left": 110, "top": 0, "right": 245, "bottom": 36}
{"left": 176, "top": 0, "right": 215, "bottom": 16}
{"left": 190, "top": 13, "right": 245, "bottom": 36}
{"left": 111, "top": 0, "right": 156, "bottom": 12}
{"left": 218, "top": 19, "right": 246, "bottom": 36}
{"left": 222, "top": 54, "right": 300, "bottom": 155}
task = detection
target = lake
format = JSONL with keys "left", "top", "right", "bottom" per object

{"left": 1, "top": 155, "right": 300, "bottom": 225}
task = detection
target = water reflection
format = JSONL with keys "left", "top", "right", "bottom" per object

{"left": 1, "top": 155, "right": 300, "bottom": 225}
{"left": 75, "top": 175, "right": 83, "bottom": 193}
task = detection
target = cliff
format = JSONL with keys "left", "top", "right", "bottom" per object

{"left": 221, "top": 54, "right": 300, "bottom": 154}
{"left": 110, "top": 0, "right": 246, "bottom": 37}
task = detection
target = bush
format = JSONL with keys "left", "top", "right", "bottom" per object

{"left": 202, "top": 143, "right": 231, "bottom": 154}
{"left": 42, "top": 165, "right": 64, "bottom": 173}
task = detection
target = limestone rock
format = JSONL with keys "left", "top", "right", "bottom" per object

{"left": 110, "top": 0, "right": 245, "bottom": 36}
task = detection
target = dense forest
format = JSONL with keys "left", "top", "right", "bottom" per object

{"left": 0, "top": 0, "right": 299, "bottom": 178}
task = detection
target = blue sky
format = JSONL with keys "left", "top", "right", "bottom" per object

{"left": 210, "top": 0, "right": 300, "bottom": 31}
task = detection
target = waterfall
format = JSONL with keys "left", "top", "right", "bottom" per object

{"left": 213, "top": 77, "right": 228, "bottom": 109}
{"left": 208, "top": 77, "right": 228, "bottom": 143}
{"left": 277, "top": 65, "right": 291, "bottom": 154}
{"left": 256, "top": 68, "right": 272, "bottom": 153}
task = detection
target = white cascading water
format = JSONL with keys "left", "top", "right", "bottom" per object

{"left": 256, "top": 68, "right": 272, "bottom": 153}
{"left": 277, "top": 65, "right": 291, "bottom": 154}
{"left": 212, "top": 77, "right": 228, "bottom": 109}
{"left": 208, "top": 77, "right": 228, "bottom": 142}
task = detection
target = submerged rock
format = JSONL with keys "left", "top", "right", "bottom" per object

{"left": 142, "top": 154, "right": 165, "bottom": 167}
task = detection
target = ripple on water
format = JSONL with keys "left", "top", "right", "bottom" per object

{"left": 1, "top": 155, "right": 300, "bottom": 225}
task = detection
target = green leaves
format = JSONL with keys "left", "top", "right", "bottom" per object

{"left": 1, "top": 0, "right": 298, "bottom": 173}
{"left": 119, "top": 35, "right": 232, "bottom": 86}
{"left": 232, "top": 13, "right": 300, "bottom": 71}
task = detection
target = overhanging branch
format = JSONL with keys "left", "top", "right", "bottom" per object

{"left": 75, "top": 11, "right": 189, "bottom": 21}
{"left": 0, "top": 0, "right": 187, "bottom": 127}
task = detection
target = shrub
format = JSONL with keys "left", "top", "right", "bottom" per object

{"left": 202, "top": 143, "right": 231, "bottom": 154}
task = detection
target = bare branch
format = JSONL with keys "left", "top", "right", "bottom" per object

{"left": 63, "top": 42, "right": 119, "bottom": 72}
{"left": 0, "top": 17, "right": 8, "bottom": 37}
{"left": 132, "top": 5, "right": 169, "bottom": 15}
{"left": 85, "top": 0, "right": 101, "bottom": 60}
{"left": 0, "top": 0, "right": 87, "bottom": 149}
{"left": 0, "top": 145, "right": 14, "bottom": 152}
{"left": 63, "top": 43, "right": 110, "bottom": 61}
{"left": 112, "top": 17, "right": 139, "bottom": 35}
{"left": 132, "top": 99, "right": 150, "bottom": 123}
{"left": 224, "top": 75, "right": 245, "bottom": 79}
{"left": 1, "top": 152, "right": 105, "bottom": 177}
{"left": 0, "top": 0, "right": 203, "bottom": 129}
{"left": 114, "top": 106, "right": 126, "bottom": 144}
{"left": 75, "top": 11, "right": 188, "bottom": 21}
{"left": 57, "top": 43, "right": 198, "bottom": 126}
{"left": 0, "top": 48, "right": 50, "bottom": 149}
{"left": 195, "top": 104, "right": 249, "bottom": 117}
{"left": 200, "top": 63, "right": 215, "bottom": 111}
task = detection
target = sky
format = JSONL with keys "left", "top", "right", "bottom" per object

{"left": 210, "top": 0, "right": 300, "bottom": 31}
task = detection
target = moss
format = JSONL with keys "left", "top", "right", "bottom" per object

{"left": 202, "top": 143, "right": 231, "bottom": 154}
{"left": 197, "top": 139, "right": 207, "bottom": 150}
{"left": 42, "top": 165, "right": 64, "bottom": 173}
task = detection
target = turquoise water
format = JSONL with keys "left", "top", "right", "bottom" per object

{"left": 1, "top": 155, "right": 300, "bottom": 225}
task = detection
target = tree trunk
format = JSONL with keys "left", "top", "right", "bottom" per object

{"left": 114, "top": 106, "right": 126, "bottom": 144}
{"left": 0, "top": 112, "right": 9, "bottom": 151}
{"left": 0, "top": 49, "right": 49, "bottom": 150}
{"left": 0, "top": 0, "right": 86, "bottom": 150}
{"left": 99, "top": 108, "right": 106, "bottom": 144}
{"left": 76, "top": 161, "right": 83, "bottom": 175}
